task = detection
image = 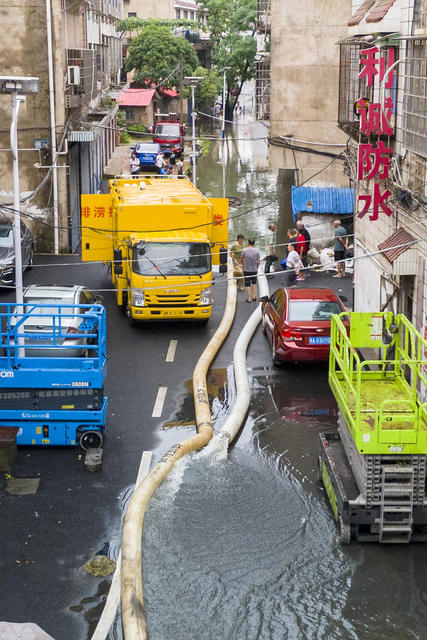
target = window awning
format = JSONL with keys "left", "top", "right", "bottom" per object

{"left": 347, "top": 0, "right": 398, "bottom": 26}
{"left": 378, "top": 227, "right": 416, "bottom": 263}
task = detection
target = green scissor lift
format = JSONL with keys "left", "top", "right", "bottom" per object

{"left": 319, "top": 311, "right": 427, "bottom": 543}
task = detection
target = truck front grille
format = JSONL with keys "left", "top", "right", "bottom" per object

{"left": 145, "top": 293, "right": 200, "bottom": 307}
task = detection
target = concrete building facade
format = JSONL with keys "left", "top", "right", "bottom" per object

{"left": 0, "top": 0, "right": 123, "bottom": 253}
{"left": 340, "top": 0, "right": 427, "bottom": 333}
{"left": 256, "top": 0, "right": 352, "bottom": 188}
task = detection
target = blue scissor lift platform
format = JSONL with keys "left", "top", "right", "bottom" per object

{"left": 0, "top": 302, "right": 107, "bottom": 449}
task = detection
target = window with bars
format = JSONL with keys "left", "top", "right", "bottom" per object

{"left": 402, "top": 39, "right": 427, "bottom": 159}
{"left": 338, "top": 41, "right": 397, "bottom": 140}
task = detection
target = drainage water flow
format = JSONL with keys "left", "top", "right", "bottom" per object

{"left": 142, "top": 447, "right": 356, "bottom": 640}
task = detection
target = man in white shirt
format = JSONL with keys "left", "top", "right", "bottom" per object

{"left": 286, "top": 243, "right": 304, "bottom": 286}
{"left": 155, "top": 152, "right": 165, "bottom": 174}
{"left": 130, "top": 152, "right": 140, "bottom": 176}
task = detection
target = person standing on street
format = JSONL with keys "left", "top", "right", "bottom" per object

{"left": 333, "top": 219, "right": 348, "bottom": 278}
{"left": 130, "top": 151, "right": 140, "bottom": 176}
{"left": 230, "top": 233, "right": 245, "bottom": 291}
{"left": 242, "top": 238, "right": 261, "bottom": 303}
{"left": 155, "top": 151, "right": 165, "bottom": 174}
{"left": 176, "top": 157, "right": 184, "bottom": 176}
{"left": 286, "top": 228, "right": 298, "bottom": 253}
{"left": 296, "top": 220, "right": 311, "bottom": 266}
{"left": 286, "top": 243, "right": 304, "bottom": 286}
{"left": 264, "top": 223, "right": 278, "bottom": 275}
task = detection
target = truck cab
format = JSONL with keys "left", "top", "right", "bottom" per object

{"left": 152, "top": 114, "right": 185, "bottom": 156}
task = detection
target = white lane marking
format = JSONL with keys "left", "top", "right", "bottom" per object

{"left": 152, "top": 386, "right": 167, "bottom": 418}
{"left": 166, "top": 339, "right": 178, "bottom": 362}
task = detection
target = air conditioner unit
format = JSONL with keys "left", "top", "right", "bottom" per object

{"left": 68, "top": 66, "right": 81, "bottom": 86}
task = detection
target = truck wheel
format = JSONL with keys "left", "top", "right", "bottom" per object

{"left": 338, "top": 516, "right": 351, "bottom": 545}
{"left": 121, "top": 292, "right": 128, "bottom": 315}
{"left": 126, "top": 303, "right": 136, "bottom": 327}
{"left": 80, "top": 430, "right": 103, "bottom": 450}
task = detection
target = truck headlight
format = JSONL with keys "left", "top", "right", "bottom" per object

{"left": 132, "top": 288, "right": 145, "bottom": 307}
{"left": 200, "top": 287, "right": 211, "bottom": 306}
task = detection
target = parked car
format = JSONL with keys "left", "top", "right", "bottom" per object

{"left": 132, "top": 142, "right": 162, "bottom": 171}
{"left": 261, "top": 287, "right": 347, "bottom": 364}
{"left": 0, "top": 217, "right": 33, "bottom": 287}
{"left": 9, "top": 285, "right": 102, "bottom": 357}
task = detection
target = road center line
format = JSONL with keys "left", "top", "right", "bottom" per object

{"left": 152, "top": 386, "right": 167, "bottom": 418}
{"left": 165, "top": 339, "right": 178, "bottom": 362}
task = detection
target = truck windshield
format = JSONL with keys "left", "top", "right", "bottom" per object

{"left": 155, "top": 124, "right": 180, "bottom": 137}
{"left": 132, "top": 242, "right": 211, "bottom": 276}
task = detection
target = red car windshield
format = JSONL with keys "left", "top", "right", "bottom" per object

{"left": 155, "top": 124, "right": 180, "bottom": 137}
{"left": 288, "top": 300, "right": 342, "bottom": 321}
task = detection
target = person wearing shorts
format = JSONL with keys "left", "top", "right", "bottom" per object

{"left": 242, "top": 238, "right": 261, "bottom": 303}
{"left": 333, "top": 220, "right": 348, "bottom": 278}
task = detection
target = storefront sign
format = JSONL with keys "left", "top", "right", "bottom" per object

{"left": 356, "top": 47, "right": 395, "bottom": 221}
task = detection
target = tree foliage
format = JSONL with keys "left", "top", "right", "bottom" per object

{"left": 192, "top": 67, "right": 222, "bottom": 106}
{"left": 196, "top": 0, "right": 257, "bottom": 113}
{"left": 118, "top": 17, "right": 199, "bottom": 33}
{"left": 124, "top": 23, "right": 198, "bottom": 88}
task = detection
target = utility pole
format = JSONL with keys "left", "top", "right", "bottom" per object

{"left": 184, "top": 77, "right": 203, "bottom": 186}
{"left": 0, "top": 76, "right": 38, "bottom": 355}
{"left": 221, "top": 67, "right": 230, "bottom": 139}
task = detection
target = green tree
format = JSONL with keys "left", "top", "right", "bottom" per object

{"left": 124, "top": 22, "right": 198, "bottom": 87}
{"left": 196, "top": 0, "right": 257, "bottom": 117}
{"left": 193, "top": 66, "right": 222, "bottom": 107}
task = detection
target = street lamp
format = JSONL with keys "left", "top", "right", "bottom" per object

{"left": 0, "top": 77, "right": 39, "bottom": 313}
{"left": 220, "top": 67, "right": 231, "bottom": 139}
{"left": 184, "top": 76, "right": 203, "bottom": 186}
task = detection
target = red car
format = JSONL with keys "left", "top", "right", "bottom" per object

{"left": 261, "top": 287, "right": 347, "bottom": 364}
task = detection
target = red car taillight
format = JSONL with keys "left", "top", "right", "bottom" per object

{"left": 281, "top": 328, "right": 303, "bottom": 342}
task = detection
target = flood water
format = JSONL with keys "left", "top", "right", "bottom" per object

{"left": 137, "top": 112, "right": 427, "bottom": 639}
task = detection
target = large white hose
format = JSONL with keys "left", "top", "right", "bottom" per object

{"left": 219, "top": 271, "right": 269, "bottom": 444}
{"left": 121, "top": 265, "right": 237, "bottom": 640}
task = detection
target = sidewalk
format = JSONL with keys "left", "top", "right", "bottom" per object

{"left": 104, "top": 144, "right": 131, "bottom": 177}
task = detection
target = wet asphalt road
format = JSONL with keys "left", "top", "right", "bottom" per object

{"left": 0, "top": 254, "right": 352, "bottom": 638}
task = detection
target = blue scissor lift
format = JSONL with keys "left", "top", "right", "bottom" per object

{"left": 0, "top": 302, "right": 107, "bottom": 449}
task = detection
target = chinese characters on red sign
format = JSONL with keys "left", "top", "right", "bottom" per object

{"left": 356, "top": 47, "right": 395, "bottom": 221}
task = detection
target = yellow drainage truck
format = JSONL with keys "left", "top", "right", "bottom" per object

{"left": 81, "top": 176, "right": 228, "bottom": 325}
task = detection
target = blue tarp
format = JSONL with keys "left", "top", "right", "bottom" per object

{"left": 291, "top": 186, "right": 354, "bottom": 222}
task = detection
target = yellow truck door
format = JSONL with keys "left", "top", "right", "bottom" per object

{"left": 208, "top": 198, "right": 229, "bottom": 265}
{"left": 81, "top": 194, "right": 114, "bottom": 262}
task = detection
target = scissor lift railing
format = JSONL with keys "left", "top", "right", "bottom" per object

{"left": 329, "top": 312, "right": 427, "bottom": 456}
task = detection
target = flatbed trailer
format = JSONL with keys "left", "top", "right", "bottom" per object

{"left": 320, "top": 311, "right": 427, "bottom": 543}
{"left": 0, "top": 302, "right": 107, "bottom": 449}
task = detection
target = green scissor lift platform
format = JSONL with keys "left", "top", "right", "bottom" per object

{"left": 319, "top": 311, "right": 427, "bottom": 543}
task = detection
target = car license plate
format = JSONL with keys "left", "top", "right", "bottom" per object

{"left": 309, "top": 336, "right": 330, "bottom": 345}
{"left": 141, "top": 154, "right": 154, "bottom": 163}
